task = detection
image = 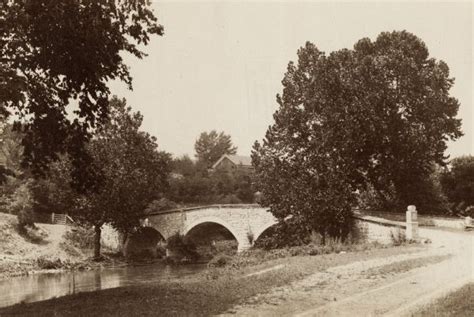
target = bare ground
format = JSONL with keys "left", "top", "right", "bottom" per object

{"left": 221, "top": 228, "right": 474, "bottom": 316}
{"left": 0, "top": 213, "right": 87, "bottom": 279}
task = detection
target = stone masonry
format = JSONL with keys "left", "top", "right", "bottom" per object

{"left": 144, "top": 205, "right": 277, "bottom": 252}
{"left": 144, "top": 205, "right": 420, "bottom": 252}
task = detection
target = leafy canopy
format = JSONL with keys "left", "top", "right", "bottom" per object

{"left": 440, "top": 156, "right": 474, "bottom": 213}
{"left": 0, "top": 0, "right": 163, "bottom": 188}
{"left": 72, "top": 97, "right": 171, "bottom": 233}
{"left": 21, "top": 97, "right": 170, "bottom": 258}
{"left": 253, "top": 31, "right": 462, "bottom": 240}
{"left": 194, "top": 130, "right": 237, "bottom": 167}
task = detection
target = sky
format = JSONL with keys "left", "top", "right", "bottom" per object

{"left": 110, "top": 0, "right": 473, "bottom": 159}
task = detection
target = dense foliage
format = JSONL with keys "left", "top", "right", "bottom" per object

{"left": 440, "top": 156, "right": 474, "bottom": 214}
{"left": 166, "top": 155, "right": 254, "bottom": 205}
{"left": 357, "top": 164, "right": 449, "bottom": 214}
{"left": 1, "top": 0, "right": 163, "bottom": 189}
{"left": 253, "top": 31, "right": 462, "bottom": 242}
{"left": 194, "top": 130, "right": 237, "bottom": 167}
{"left": 26, "top": 97, "right": 171, "bottom": 258}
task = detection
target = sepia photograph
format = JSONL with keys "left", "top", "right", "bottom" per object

{"left": 0, "top": 0, "right": 473, "bottom": 316}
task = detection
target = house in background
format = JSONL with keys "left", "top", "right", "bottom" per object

{"left": 211, "top": 154, "right": 253, "bottom": 172}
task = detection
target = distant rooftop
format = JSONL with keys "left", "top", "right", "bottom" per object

{"left": 212, "top": 154, "right": 252, "bottom": 169}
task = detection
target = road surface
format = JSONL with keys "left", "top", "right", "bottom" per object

{"left": 222, "top": 228, "right": 473, "bottom": 316}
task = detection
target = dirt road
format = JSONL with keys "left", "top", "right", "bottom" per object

{"left": 222, "top": 228, "right": 473, "bottom": 316}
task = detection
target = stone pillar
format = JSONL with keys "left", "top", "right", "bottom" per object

{"left": 237, "top": 241, "right": 251, "bottom": 253}
{"left": 406, "top": 205, "right": 419, "bottom": 241}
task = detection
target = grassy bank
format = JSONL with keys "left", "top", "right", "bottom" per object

{"left": 0, "top": 244, "right": 424, "bottom": 316}
{"left": 413, "top": 283, "right": 474, "bottom": 316}
{"left": 0, "top": 212, "right": 124, "bottom": 280}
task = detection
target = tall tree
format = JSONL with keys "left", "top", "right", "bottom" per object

{"left": 84, "top": 97, "right": 171, "bottom": 258}
{"left": 38, "top": 97, "right": 169, "bottom": 259}
{"left": 1, "top": 0, "right": 163, "bottom": 189}
{"left": 194, "top": 130, "right": 237, "bottom": 167}
{"left": 253, "top": 31, "right": 462, "bottom": 241}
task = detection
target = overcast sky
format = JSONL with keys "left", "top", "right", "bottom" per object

{"left": 110, "top": 1, "right": 473, "bottom": 159}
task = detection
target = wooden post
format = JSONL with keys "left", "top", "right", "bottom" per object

{"left": 406, "top": 205, "right": 419, "bottom": 241}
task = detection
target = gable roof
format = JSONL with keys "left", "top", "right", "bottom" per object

{"left": 212, "top": 154, "right": 252, "bottom": 169}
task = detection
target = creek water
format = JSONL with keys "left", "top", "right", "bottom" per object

{"left": 0, "top": 263, "right": 206, "bottom": 308}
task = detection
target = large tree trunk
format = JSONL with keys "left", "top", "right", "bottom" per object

{"left": 120, "top": 232, "right": 129, "bottom": 257}
{"left": 94, "top": 224, "right": 102, "bottom": 260}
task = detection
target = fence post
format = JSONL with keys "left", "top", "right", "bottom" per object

{"left": 406, "top": 205, "right": 419, "bottom": 241}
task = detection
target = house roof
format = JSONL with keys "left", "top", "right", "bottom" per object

{"left": 212, "top": 154, "right": 252, "bottom": 169}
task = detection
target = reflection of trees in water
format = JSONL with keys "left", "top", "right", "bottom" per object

{"left": 0, "top": 272, "right": 73, "bottom": 306}
{"left": 94, "top": 270, "right": 102, "bottom": 290}
{"left": 2, "top": 264, "right": 207, "bottom": 307}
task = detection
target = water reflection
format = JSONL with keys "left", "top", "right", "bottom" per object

{"left": 0, "top": 263, "right": 205, "bottom": 308}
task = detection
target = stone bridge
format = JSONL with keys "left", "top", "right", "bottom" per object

{"left": 143, "top": 204, "right": 277, "bottom": 252}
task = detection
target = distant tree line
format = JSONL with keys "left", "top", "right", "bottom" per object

{"left": 167, "top": 155, "right": 254, "bottom": 206}
{"left": 146, "top": 130, "right": 255, "bottom": 213}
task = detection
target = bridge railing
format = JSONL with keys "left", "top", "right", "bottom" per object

{"left": 146, "top": 203, "right": 263, "bottom": 216}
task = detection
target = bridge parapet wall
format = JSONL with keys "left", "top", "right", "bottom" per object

{"left": 354, "top": 214, "right": 406, "bottom": 244}
{"left": 147, "top": 212, "right": 185, "bottom": 239}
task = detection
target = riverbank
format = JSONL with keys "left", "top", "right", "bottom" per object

{"left": 0, "top": 244, "right": 425, "bottom": 316}
{"left": 0, "top": 212, "right": 126, "bottom": 280}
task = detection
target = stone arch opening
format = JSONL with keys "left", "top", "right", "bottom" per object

{"left": 123, "top": 227, "right": 166, "bottom": 258}
{"left": 184, "top": 221, "right": 239, "bottom": 257}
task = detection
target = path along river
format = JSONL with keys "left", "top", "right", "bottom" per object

{"left": 0, "top": 263, "right": 206, "bottom": 308}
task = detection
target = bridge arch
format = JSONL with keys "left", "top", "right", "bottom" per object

{"left": 184, "top": 216, "right": 239, "bottom": 240}
{"left": 145, "top": 205, "right": 277, "bottom": 252}
{"left": 184, "top": 216, "right": 244, "bottom": 251}
{"left": 123, "top": 226, "right": 166, "bottom": 258}
{"left": 252, "top": 220, "right": 279, "bottom": 243}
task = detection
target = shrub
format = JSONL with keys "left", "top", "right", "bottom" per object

{"left": 254, "top": 220, "right": 364, "bottom": 250}
{"left": 21, "top": 225, "right": 48, "bottom": 244}
{"left": 463, "top": 206, "right": 474, "bottom": 218}
{"left": 36, "top": 256, "right": 65, "bottom": 269}
{"left": 390, "top": 229, "right": 407, "bottom": 246}
{"left": 441, "top": 156, "right": 474, "bottom": 213}
{"left": 253, "top": 220, "right": 311, "bottom": 250}
{"left": 59, "top": 241, "right": 82, "bottom": 257}
{"left": 156, "top": 243, "right": 166, "bottom": 258}
{"left": 166, "top": 233, "right": 200, "bottom": 262}
{"left": 208, "top": 254, "right": 233, "bottom": 268}
{"left": 64, "top": 226, "right": 95, "bottom": 250}
{"left": 9, "top": 181, "right": 36, "bottom": 231}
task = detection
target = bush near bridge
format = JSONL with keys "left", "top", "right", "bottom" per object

{"left": 440, "top": 155, "right": 474, "bottom": 215}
